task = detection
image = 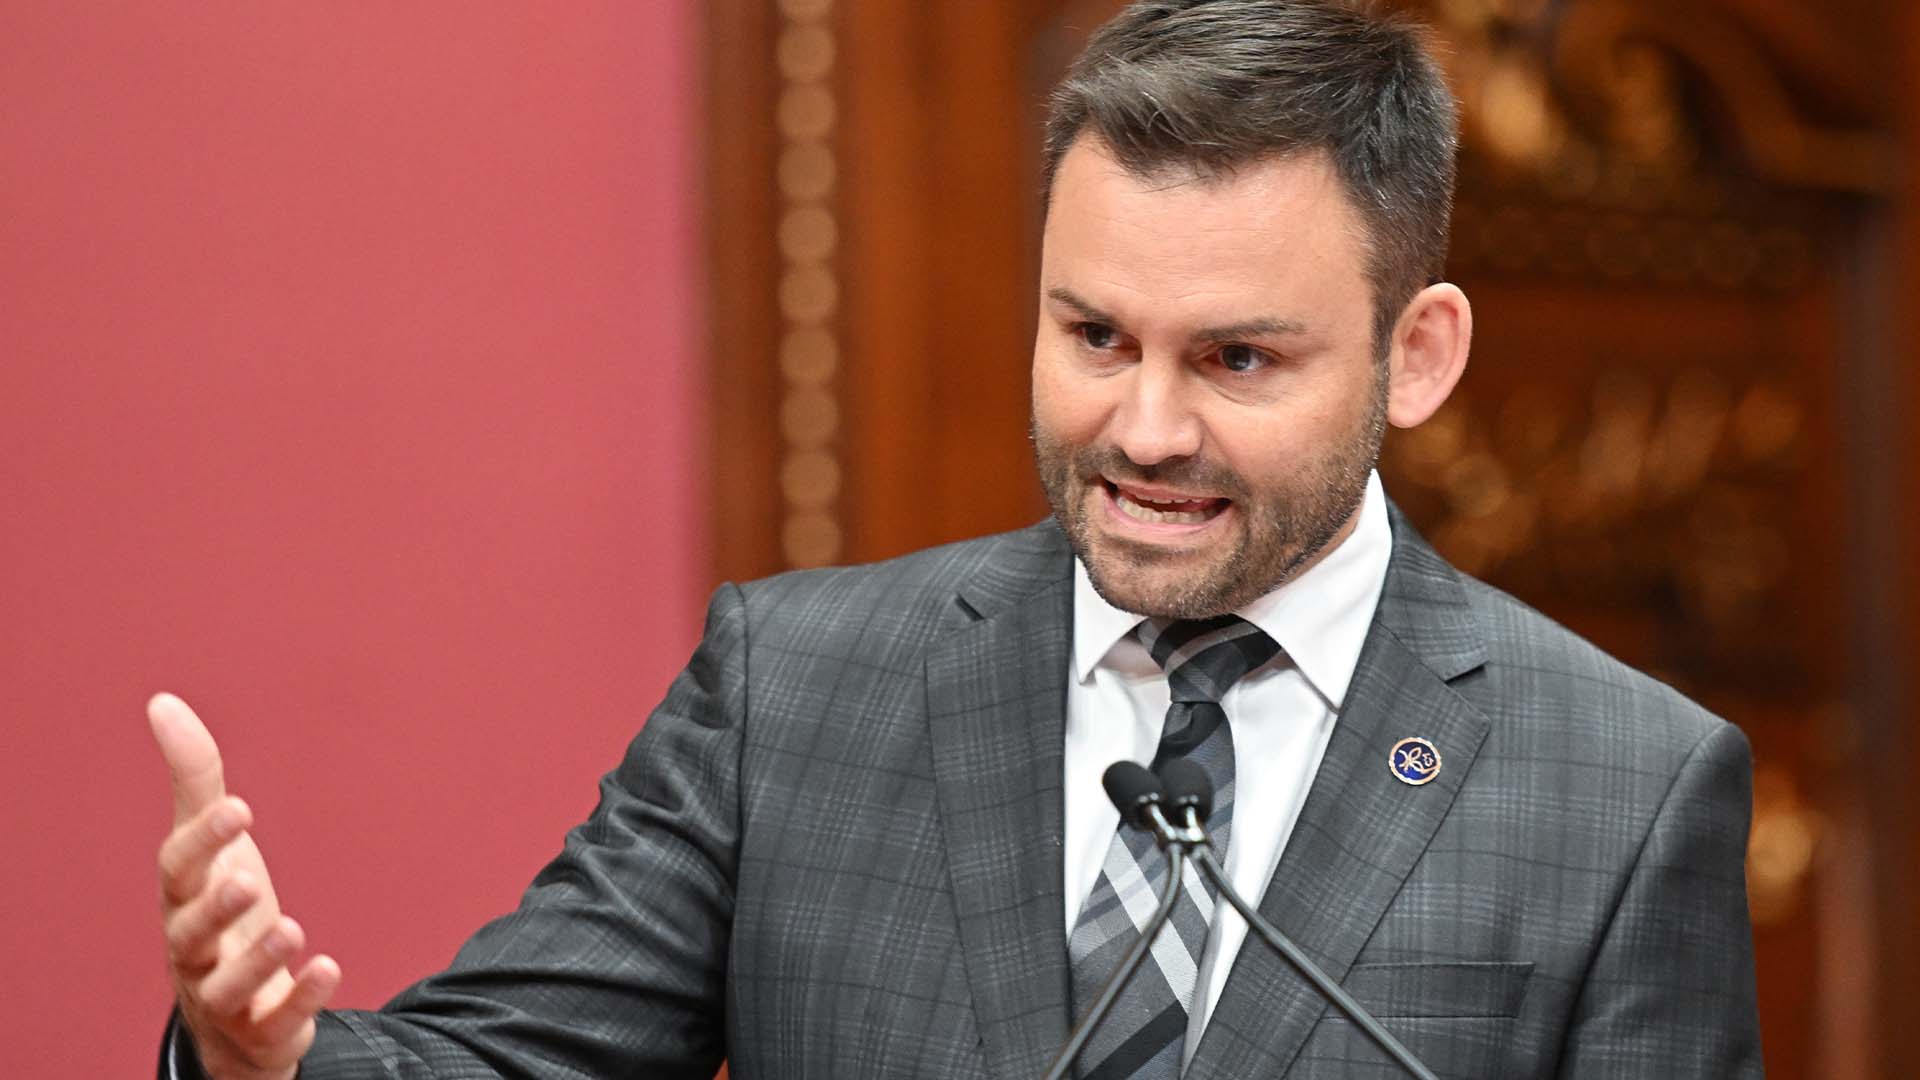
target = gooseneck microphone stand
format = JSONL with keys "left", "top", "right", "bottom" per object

{"left": 1157, "top": 759, "right": 1441, "bottom": 1080}
{"left": 1039, "top": 764, "right": 1192, "bottom": 1080}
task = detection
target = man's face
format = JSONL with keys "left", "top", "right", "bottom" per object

{"left": 1032, "top": 138, "right": 1389, "bottom": 618}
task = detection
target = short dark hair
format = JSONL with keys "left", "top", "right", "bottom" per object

{"left": 1043, "top": 0, "right": 1459, "bottom": 354}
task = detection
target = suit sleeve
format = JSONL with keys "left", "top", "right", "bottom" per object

{"left": 1556, "top": 720, "right": 1763, "bottom": 1078}
{"left": 160, "top": 582, "right": 751, "bottom": 1080}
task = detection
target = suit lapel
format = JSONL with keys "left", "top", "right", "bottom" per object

{"left": 1186, "top": 509, "right": 1492, "bottom": 1079}
{"left": 927, "top": 525, "right": 1075, "bottom": 1080}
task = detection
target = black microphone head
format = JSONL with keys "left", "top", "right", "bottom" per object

{"left": 1157, "top": 757, "right": 1213, "bottom": 822}
{"left": 1101, "top": 761, "right": 1163, "bottom": 830}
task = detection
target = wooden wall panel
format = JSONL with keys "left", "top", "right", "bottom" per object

{"left": 1879, "top": 3, "right": 1920, "bottom": 1072}
{"left": 703, "top": 0, "right": 784, "bottom": 581}
{"left": 837, "top": 2, "right": 1050, "bottom": 562}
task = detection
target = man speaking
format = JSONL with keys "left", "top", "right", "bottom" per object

{"left": 151, "top": 1, "right": 1763, "bottom": 1076}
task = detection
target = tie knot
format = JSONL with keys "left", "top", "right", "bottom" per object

{"left": 1137, "top": 615, "right": 1282, "bottom": 704}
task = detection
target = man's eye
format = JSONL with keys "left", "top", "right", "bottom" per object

{"left": 1219, "top": 344, "right": 1266, "bottom": 372}
{"left": 1077, "top": 323, "right": 1118, "bottom": 349}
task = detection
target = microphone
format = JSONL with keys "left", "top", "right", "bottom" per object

{"left": 1158, "top": 755, "right": 1212, "bottom": 823}
{"left": 1039, "top": 762, "right": 1193, "bottom": 1080}
{"left": 1102, "top": 759, "right": 1166, "bottom": 832}
{"left": 1099, "top": 759, "right": 1204, "bottom": 847}
{"left": 1155, "top": 759, "right": 1441, "bottom": 1080}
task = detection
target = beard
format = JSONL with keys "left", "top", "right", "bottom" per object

{"left": 1033, "top": 380, "right": 1387, "bottom": 619}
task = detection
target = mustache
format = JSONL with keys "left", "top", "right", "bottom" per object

{"left": 1070, "top": 444, "right": 1247, "bottom": 499}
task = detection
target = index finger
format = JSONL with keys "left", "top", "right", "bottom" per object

{"left": 148, "top": 692, "right": 227, "bottom": 825}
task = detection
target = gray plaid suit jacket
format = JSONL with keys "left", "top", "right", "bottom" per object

{"left": 166, "top": 507, "right": 1762, "bottom": 1078}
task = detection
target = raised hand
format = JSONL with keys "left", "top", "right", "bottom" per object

{"left": 150, "top": 693, "right": 342, "bottom": 1080}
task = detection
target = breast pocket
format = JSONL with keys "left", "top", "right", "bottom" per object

{"left": 1340, "top": 960, "right": 1533, "bottom": 1018}
{"left": 1294, "top": 962, "right": 1534, "bottom": 1080}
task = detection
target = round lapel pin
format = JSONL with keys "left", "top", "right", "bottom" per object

{"left": 1389, "top": 736, "right": 1442, "bottom": 786}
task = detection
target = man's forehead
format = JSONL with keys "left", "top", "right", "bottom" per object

{"left": 1044, "top": 140, "right": 1368, "bottom": 293}
{"left": 1037, "top": 142, "right": 1376, "bottom": 345}
{"left": 1048, "top": 139, "right": 1351, "bottom": 241}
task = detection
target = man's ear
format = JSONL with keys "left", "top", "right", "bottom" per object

{"left": 1385, "top": 282, "right": 1471, "bottom": 428}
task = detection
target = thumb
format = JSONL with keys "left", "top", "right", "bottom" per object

{"left": 147, "top": 692, "right": 227, "bottom": 825}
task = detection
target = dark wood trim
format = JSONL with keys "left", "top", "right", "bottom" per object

{"left": 835, "top": 1, "right": 1051, "bottom": 564}
{"left": 702, "top": 0, "right": 785, "bottom": 585}
{"left": 1876, "top": 4, "right": 1920, "bottom": 1068}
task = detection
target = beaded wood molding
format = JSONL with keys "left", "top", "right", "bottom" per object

{"left": 772, "top": 0, "right": 842, "bottom": 569}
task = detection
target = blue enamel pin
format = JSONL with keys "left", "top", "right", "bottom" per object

{"left": 1389, "top": 736, "right": 1442, "bottom": 786}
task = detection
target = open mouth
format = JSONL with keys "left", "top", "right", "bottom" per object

{"left": 1104, "top": 480, "right": 1230, "bottom": 525}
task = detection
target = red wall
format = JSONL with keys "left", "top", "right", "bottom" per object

{"left": 0, "top": 4, "right": 703, "bottom": 1075}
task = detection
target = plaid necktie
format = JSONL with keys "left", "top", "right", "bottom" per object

{"left": 1067, "top": 615, "right": 1282, "bottom": 1079}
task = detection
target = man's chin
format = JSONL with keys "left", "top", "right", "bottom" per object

{"left": 1089, "top": 530, "right": 1202, "bottom": 566}
{"left": 1079, "top": 539, "right": 1238, "bottom": 618}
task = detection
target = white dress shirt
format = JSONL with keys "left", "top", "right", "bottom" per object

{"left": 1062, "top": 470, "right": 1392, "bottom": 1061}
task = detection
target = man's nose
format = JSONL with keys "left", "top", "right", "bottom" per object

{"left": 1107, "top": 361, "right": 1203, "bottom": 466}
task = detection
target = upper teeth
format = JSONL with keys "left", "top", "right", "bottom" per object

{"left": 1117, "top": 490, "right": 1214, "bottom": 524}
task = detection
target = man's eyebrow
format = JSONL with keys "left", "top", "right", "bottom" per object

{"left": 1044, "top": 286, "right": 1311, "bottom": 341}
{"left": 1045, "top": 287, "right": 1112, "bottom": 325}
{"left": 1193, "top": 315, "right": 1312, "bottom": 342}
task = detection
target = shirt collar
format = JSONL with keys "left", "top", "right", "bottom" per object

{"left": 1070, "top": 470, "right": 1391, "bottom": 710}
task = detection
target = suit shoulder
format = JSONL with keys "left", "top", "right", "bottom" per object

{"left": 728, "top": 521, "right": 1062, "bottom": 647}
{"left": 1454, "top": 575, "right": 1729, "bottom": 762}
